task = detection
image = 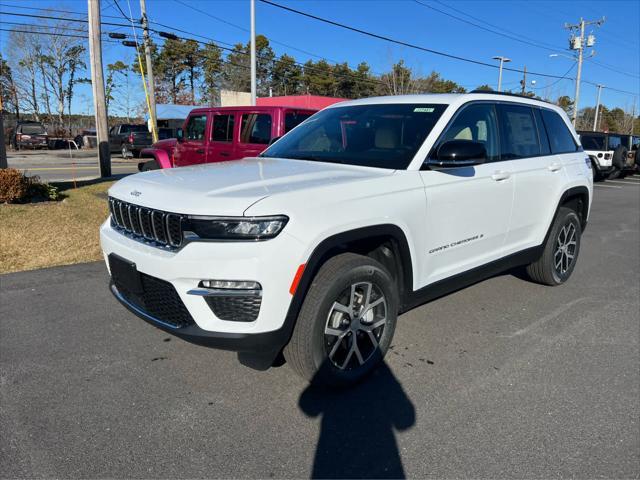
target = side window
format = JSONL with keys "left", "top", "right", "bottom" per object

{"left": 607, "top": 135, "right": 622, "bottom": 150}
{"left": 185, "top": 115, "right": 207, "bottom": 141}
{"left": 540, "top": 109, "right": 578, "bottom": 154}
{"left": 285, "top": 112, "right": 313, "bottom": 133}
{"left": 240, "top": 113, "right": 272, "bottom": 144}
{"left": 212, "top": 114, "right": 235, "bottom": 142}
{"left": 438, "top": 103, "right": 499, "bottom": 161}
{"left": 533, "top": 108, "right": 551, "bottom": 155}
{"left": 498, "top": 104, "right": 540, "bottom": 159}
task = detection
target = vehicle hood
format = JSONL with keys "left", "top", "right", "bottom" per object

{"left": 108, "top": 157, "right": 393, "bottom": 216}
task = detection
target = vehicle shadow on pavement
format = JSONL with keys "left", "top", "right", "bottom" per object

{"left": 298, "top": 362, "right": 415, "bottom": 479}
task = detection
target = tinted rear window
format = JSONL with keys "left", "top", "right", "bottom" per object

{"left": 285, "top": 112, "right": 313, "bottom": 133}
{"left": 540, "top": 109, "right": 578, "bottom": 154}
{"left": 607, "top": 135, "right": 622, "bottom": 150}
{"left": 120, "top": 125, "right": 148, "bottom": 133}
{"left": 20, "top": 124, "right": 46, "bottom": 135}
{"left": 580, "top": 134, "right": 606, "bottom": 151}
{"left": 498, "top": 104, "right": 540, "bottom": 159}
{"left": 240, "top": 113, "right": 272, "bottom": 144}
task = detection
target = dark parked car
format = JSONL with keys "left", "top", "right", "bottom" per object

{"left": 108, "top": 124, "right": 153, "bottom": 158}
{"left": 12, "top": 121, "right": 48, "bottom": 150}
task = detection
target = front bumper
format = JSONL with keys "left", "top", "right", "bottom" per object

{"left": 100, "top": 219, "right": 307, "bottom": 355}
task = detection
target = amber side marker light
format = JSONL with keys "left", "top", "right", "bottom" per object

{"left": 289, "top": 264, "right": 306, "bottom": 295}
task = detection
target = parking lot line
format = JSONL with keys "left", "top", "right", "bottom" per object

{"left": 605, "top": 180, "right": 640, "bottom": 186}
{"left": 594, "top": 184, "right": 622, "bottom": 189}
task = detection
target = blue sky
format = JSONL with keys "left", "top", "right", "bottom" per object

{"left": 1, "top": 0, "right": 638, "bottom": 115}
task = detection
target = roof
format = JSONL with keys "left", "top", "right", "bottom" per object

{"left": 328, "top": 93, "right": 568, "bottom": 116}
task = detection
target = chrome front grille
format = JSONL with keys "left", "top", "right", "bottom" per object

{"left": 109, "top": 197, "right": 185, "bottom": 249}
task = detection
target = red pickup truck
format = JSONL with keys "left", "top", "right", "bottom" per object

{"left": 139, "top": 106, "right": 318, "bottom": 171}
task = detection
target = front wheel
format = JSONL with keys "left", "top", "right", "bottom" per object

{"left": 121, "top": 144, "right": 130, "bottom": 159}
{"left": 284, "top": 253, "right": 398, "bottom": 388}
{"left": 526, "top": 207, "right": 582, "bottom": 286}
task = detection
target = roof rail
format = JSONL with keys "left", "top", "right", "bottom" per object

{"left": 469, "top": 90, "right": 554, "bottom": 105}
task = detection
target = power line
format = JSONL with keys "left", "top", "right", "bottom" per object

{"left": 0, "top": 2, "right": 122, "bottom": 20}
{"left": 0, "top": 11, "right": 136, "bottom": 30}
{"left": 112, "top": 0, "right": 134, "bottom": 23}
{"left": 171, "top": 0, "right": 348, "bottom": 67}
{"left": 413, "top": 0, "right": 560, "bottom": 53}
{"left": 258, "top": 0, "right": 574, "bottom": 80}
{"left": 0, "top": 27, "right": 121, "bottom": 43}
{"left": 531, "top": 63, "right": 576, "bottom": 90}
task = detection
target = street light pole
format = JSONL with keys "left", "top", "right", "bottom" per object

{"left": 492, "top": 56, "right": 511, "bottom": 92}
{"left": 593, "top": 83, "right": 603, "bottom": 132}
{"left": 250, "top": 0, "right": 256, "bottom": 106}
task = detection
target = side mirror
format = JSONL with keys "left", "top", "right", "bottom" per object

{"left": 428, "top": 140, "right": 486, "bottom": 168}
{"left": 176, "top": 128, "right": 184, "bottom": 143}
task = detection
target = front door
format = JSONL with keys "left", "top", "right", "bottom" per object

{"left": 174, "top": 113, "right": 208, "bottom": 167}
{"left": 419, "top": 102, "right": 514, "bottom": 286}
{"left": 208, "top": 112, "right": 236, "bottom": 162}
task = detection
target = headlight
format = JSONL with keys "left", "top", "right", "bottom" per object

{"left": 186, "top": 215, "right": 288, "bottom": 241}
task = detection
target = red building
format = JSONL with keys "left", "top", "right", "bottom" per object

{"left": 257, "top": 95, "right": 346, "bottom": 110}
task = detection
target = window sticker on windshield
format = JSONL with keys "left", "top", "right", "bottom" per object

{"left": 414, "top": 107, "right": 435, "bottom": 113}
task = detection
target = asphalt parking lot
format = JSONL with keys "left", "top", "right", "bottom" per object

{"left": 7, "top": 149, "right": 139, "bottom": 182}
{"left": 1, "top": 176, "right": 639, "bottom": 478}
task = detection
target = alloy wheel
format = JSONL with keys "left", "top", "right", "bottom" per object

{"left": 324, "top": 281, "right": 387, "bottom": 370}
{"left": 554, "top": 222, "right": 577, "bottom": 275}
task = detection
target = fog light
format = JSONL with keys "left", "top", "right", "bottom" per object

{"left": 200, "top": 280, "right": 261, "bottom": 290}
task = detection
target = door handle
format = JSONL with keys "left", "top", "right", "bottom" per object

{"left": 220, "top": 152, "right": 230, "bottom": 157}
{"left": 196, "top": 149, "right": 205, "bottom": 154}
{"left": 548, "top": 162, "right": 562, "bottom": 172}
{"left": 491, "top": 170, "right": 511, "bottom": 181}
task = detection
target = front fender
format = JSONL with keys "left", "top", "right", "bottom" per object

{"left": 139, "top": 148, "right": 173, "bottom": 169}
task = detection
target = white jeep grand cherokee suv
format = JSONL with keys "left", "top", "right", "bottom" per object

{"left": 101, "top": 92, "right": 592, "bottom": 387}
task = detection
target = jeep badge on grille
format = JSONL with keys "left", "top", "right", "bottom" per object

{"left": 130, "top": 190, "right": 142, "bottom": 197}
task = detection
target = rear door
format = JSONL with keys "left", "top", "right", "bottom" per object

{"left": 207, "top": 112, "right": 236, "bottom": 162}
{"left": 502, "top": 106, "right": 577, "bottom": 252}
{"left": 419, "top": 102, "right": 514, "bottom": 285}
{"left": 238, "top": 112, "right": 274, "bottom": 158}
{"left": 173, "top": 113, "right": 208, "bottom": 167}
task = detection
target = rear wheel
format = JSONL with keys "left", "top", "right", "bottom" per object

{"left": 526, "top": 207, "right": 582, "bottom": 286}
{"left": 121, "top": 144, "right": 130, "bottom": 158}
{"left": 284, "top": 253, "right": 398, "bottom": 388}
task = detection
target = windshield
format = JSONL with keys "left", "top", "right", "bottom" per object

{"left": 262, "top": 103, "right": 447, "bottom": 169}
{"left": 580, "top": 134, "right": 606, "bottom": 150}
{"left": 21, "top": 124, "right": 46, "bottom": 135}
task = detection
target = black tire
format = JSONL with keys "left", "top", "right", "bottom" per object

{"left": 591, "top": 161, "right": 604, "bottom": 181}
{"left": 284, "top": 253, "right": 398, "bottom": 388}
{"left": 121, "top": 144, "right": 130, "bottom": 159}
{"left": 634, "top": 149, "right": 640, "bottom": 168}
{"left": 141, "top": 160, "right": 159, "bottom": 171}
{"left": 526, "top": 207, "right": 582, "bottom": 286}
{"left": 608, "top": 168, "right": 621, "bottom": 180}
{"left": 612, "top": 145, "right": 627, "bottom": 170}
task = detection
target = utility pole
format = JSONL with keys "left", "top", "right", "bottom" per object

{"left": 593, "top": 83, "right": 603, "bottom": 131}
{"left": 139, "top": 0, "right": 158, "bottom": 143}
{"left": 0, "top": 92, "right": 6, "bottom": 169}
{"left": 520, "top": 65, "right": 527, "bottom": 95}
{"left": 250, "top": 0, "right": 256, "bottom": 105}
{"left": 492, "top": 56, "right": 511, "bottom": 92}
{"left": 88, "top": 0, "right": 111, "bottom": 177}
{"left": 565, "top": 16, "right": 605, "bottom": 127}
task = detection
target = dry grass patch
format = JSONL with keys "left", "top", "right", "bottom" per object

{"left": 1, "top": 181, "right": 114, "bottom": 273}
